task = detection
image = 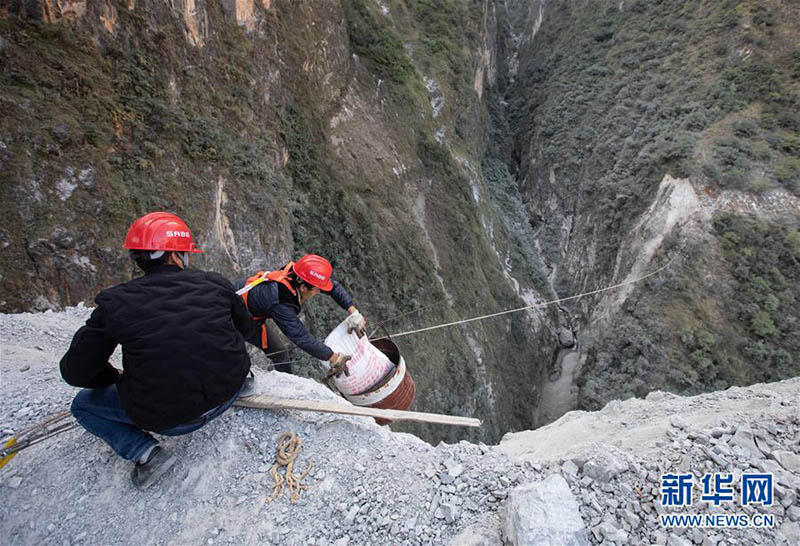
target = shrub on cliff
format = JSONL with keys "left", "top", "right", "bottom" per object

{"left": 342, "top": 0, "right": 415, "bottom": 84}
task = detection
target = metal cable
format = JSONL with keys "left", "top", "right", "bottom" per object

{"left": 372, "top": 258, "right": 674, "bottom": 341}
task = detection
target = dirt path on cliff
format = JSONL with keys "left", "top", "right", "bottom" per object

{"left": 500, "top": 378, "right": 800, "bottom": 464}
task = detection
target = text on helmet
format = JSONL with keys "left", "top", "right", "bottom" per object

{"left": 309, "top": 270, "right": 327, "bottom": 280}
{"left": 165, "top": 230, "right": 191, "bottom": 238}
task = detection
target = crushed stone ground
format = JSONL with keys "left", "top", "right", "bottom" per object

{"left": 1, "top": 307, "right": 798, "bottom": 545}
{"left": 0, "top": 307, "right": 530, "bottom": 546}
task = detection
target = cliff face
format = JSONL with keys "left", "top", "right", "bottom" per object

{"left": 499, "top": 0, "right": 800, "bottom": 413}
{"left": 0, "top": 0, "right": 556, "bottom": 443}
{"left": 1, "top": 0, "right": 798, "bottom": 441}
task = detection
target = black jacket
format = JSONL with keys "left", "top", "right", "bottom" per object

{"left": 60, "top": 265, "right": 253, "bottom": 432}
{"left": 234, "top": 275, "right": 354, "bottom": 360}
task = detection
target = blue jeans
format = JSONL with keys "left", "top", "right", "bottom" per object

{"left": 70, "top": 383, "right": 242, "bottom": 461}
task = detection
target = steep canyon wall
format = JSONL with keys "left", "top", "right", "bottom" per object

{"left": 2, "top": 0, "right": 798, "bottom": 440}
{"left": 0, "top": 0, "right": 559, "bottom": 443}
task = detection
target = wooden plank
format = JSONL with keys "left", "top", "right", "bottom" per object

{"left": 233, "top": 395, "right": 481, "bottom": 428}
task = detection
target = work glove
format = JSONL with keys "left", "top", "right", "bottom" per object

{"left": 327, "top": 353, "right": 352, "bottom": 378}
{"left": 345, "top": 310, "right": 367, "bottom": 337}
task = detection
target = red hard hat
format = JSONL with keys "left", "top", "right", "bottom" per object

{"left": 123, "top": 212, "right": 204, "bottom": 253}
{"left": 293, "top": 254, "right": 333, "bottom": 291}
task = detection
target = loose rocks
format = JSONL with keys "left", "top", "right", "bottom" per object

{"left": 503, "top": 475, "right": 589, "bottom": 546}
{"left": 1, "top": 309, "right": 799, "bottom": 546}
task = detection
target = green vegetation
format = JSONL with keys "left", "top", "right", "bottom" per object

{"left": 578, "top": 214, "right": 800, "bottom": 409}
{"left": 412, "top": 0, "right": 482, "bottom": 78}
{"left": 713, "top": 213, "right": 800, "bottom": 379}
{"left": 279, "top": 102, "right": 386, "bottom": 283}
{"left": 481, "top": 158, "right": 552, "bottom": 296}
{"left": 414, "top": 134, "right": 548, "bottom": 436}
{"left": 342, "top": 0, "right": 415, "bottom": 84}
{"left": 509, "top": 0, "right": 800, "bottom": 277}
{"left": 500, "top": 0, "right": 800, "bottom": 410}
{"left": 339, "top": 0, "right": 430, "bottom": 134}
{"left": 417, "top": 136, "right": 497, "bottom": 284}
{"left": 774, "top": 158, "right": 800, "bottom": 192}
{"left": 0, "top": 8, "right": 288, "bottom": 309}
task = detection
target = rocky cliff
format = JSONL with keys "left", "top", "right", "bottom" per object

{"left": 0, "top": 0, "right": 557, "bottom": 444}
{"left": 498, "top": 0, "right": 800, "bottom": 415}
{"left": 1, "top": 0, "right": 798, "bottom": 443}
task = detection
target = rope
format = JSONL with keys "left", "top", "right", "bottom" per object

{"left": 258, "top": 258, "right": 675, "bottom": 366}
{"left": 374, "top": 258, "right": 674, "bottom": 341}
{"left": 265, "top": 431, "right": 312, "bottom": 504}
{"left": 366, "top": 295, "right": 448, "bottom": 338}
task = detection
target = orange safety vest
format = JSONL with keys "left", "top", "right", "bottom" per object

{"left": 238, "top": 262, "right": 297, "bottom": 349}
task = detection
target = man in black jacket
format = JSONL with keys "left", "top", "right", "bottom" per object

{"left": 60, "top": 212, "right": 253, "bottom": 489}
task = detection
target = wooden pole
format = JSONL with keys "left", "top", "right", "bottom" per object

{"left": 233, "top": 395, "right": 481, "bottom": 428}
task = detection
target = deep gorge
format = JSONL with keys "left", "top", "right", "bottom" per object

{"left": 1, "top": 0, "right": 798, "bottom": 444}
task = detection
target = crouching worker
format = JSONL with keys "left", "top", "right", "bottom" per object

{"left": 235, "top": 254, "right": 366, "bottom": 377}
{"left": 60, "top": 212, "right": 254, "bottom": 490}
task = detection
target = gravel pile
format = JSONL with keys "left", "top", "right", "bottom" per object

{"left": 1, "top": 308, "right": 798, "bottom": 545}
{"left": 522, "top": 386, "right": 800, "bottom": 546}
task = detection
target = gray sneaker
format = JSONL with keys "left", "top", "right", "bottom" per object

{"left": 131, "top": 446, "right": 176, "bottom": 490}
{"left": 237, "top": 371, "right": 257, "bottom": 399}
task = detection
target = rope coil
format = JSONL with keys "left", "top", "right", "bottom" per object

{"left": 266, "top": 431, "right": 312, "bottom": 504}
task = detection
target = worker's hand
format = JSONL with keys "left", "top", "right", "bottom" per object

{"left": 345, "top": 310, "right": 367, "bottom": 337}
{"left": 327, "top": 353, "right": 352, "bottom": 378}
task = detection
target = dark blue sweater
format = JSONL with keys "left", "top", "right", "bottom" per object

{"left": 236, "top": 276, "right": 354, "bottom": 360}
